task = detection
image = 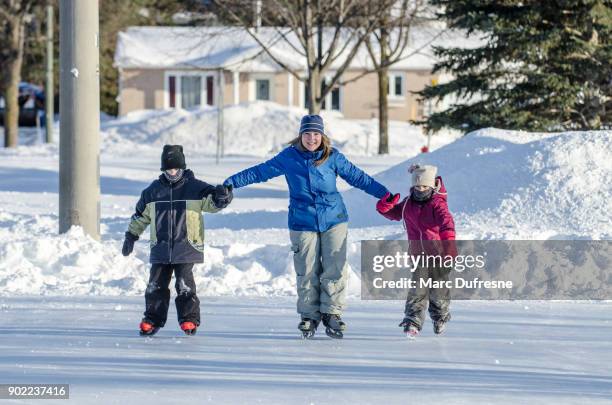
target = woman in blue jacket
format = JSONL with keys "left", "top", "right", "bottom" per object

{"left": 224, "top": 115, "right": 389, "bottom": 339}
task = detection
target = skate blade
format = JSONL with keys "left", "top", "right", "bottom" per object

{"left": 406, "top": 332, "right": 418, "bottom": 340}
{"left": 139, "top": 327, "right": 160, "bottom": 337}
{"left": 301, "top": 331, "right": 316, "bottom": 339}
{"left": 325, "top": 327, "right": 343, "bottom": 339}
{"left": 183, "top": 329, "right": 197, "bottom": 336}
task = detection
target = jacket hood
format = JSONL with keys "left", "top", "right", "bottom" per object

{"left": 433, "top": 176, "right": 448, "bottom": 202}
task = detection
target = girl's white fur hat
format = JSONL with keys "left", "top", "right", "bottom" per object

{"left": 409, "top": 164, "right": 437, "bottom": 188}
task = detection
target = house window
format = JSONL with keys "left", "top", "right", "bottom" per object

{"left": 181, "top": 76, "right": 201, "bottom": 109}
{"left": 166, "top": 72, "right": 212, "bottom": 109}
{"left": 255, "top": 79, "right": 270, "bottom": 101}
{"left": 206, "top": 76, "right": 214, "bottom": 106}
{"left": 331, "top": 86, "right": 341, "bottom": 111}
{"left": 168, "top": 76, "right": 176, "bottom": 108}
{"left": 302, "top": 79, "right": 342, "bottom": 112}
{"left": 387, "top": 73, "right": 405, "bottom": 98}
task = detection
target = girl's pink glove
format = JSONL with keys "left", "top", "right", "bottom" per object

{"left": 376, "top": 192, "right": 400, "bottom": 213}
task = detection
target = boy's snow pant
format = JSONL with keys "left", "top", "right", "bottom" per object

{"left": 289, "top": 222, "right": 348, "bottom": 321}
{"left": 143, "top": 263, "right": 200, "bottom": 327}
{"left": 404, "top": 265, "right": 451, "bottom": 330}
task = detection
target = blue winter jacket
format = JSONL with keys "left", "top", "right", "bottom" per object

{"left": 224, "top": 146, "right": 388, "bottom": 232}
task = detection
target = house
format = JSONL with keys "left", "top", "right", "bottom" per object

{"left": 114, "top": 26, "right": 459, "bottom": 120}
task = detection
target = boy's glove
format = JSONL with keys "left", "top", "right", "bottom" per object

{"left": 376, "top": 192, "right": 400, "bottom": 213}
{"left": 122, "top": 232, "right": 139, "bottom": 256}
{"left": 213, "top": 184, "right": 233, "bottom": 208}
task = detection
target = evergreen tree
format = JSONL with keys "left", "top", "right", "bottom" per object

{"left": 415, "top": 0, "right": 611, "bottom": 133}
{"left": 99, "top": 0, "right": 193, "bottom": 115}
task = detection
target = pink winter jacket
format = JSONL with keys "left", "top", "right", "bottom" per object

{"left": 378, "top": 176, "right": 456, "bottom": 251}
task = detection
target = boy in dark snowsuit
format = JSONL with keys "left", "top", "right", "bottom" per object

{"left": 122, "top": 145, "right": 233, "bottom": 336}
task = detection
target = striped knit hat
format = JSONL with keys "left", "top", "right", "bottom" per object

{"left": 299, "top": 114, "right": 325, "bottom": 136}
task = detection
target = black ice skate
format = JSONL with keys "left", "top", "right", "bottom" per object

{"left": 298, "top": 318, "right": 319, "bottom": 339}
{"left": 322, "top": 314, "right": 346, "bottom": 339}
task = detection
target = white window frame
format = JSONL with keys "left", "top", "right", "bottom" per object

{"left": 164, "top": 70, "right": 215, "bottom": 109}
{"left": 248, "top": 73, "right": 275, "bottom": 102}
{"left": 298, "top": 74, "right": 343, "bottom": 112}
{"left": 387, "top": 71, "right": 406, "bottom": 101}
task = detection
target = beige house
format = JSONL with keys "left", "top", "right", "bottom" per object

{"left": 114, "top": 27, "right": 446, "bottom": 121}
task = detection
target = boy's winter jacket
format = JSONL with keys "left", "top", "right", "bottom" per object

{"left": 127, "top": 169, "right": 222, "bottom": 264}
{"left": 225, "top": 145, "right": 388, "bottom": 232}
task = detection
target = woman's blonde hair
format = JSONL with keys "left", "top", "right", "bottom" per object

{"left": 288, "top": 133, "right": 332, "bottom": 166}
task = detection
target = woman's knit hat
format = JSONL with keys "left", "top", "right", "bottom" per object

{"left": 299, "top": 114, "right": 325, "bottom": 136}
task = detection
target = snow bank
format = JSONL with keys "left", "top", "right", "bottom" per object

{"left": 345, "top": 128, "right": 612, "bottom": 239}
{"left": 0, "top": 212, "right": 144, "bottom": 295}
{"left": 2, "top": 102, "right": 459, "bottom": 158}
{"left": 101, "top": 101, "right": 459, "bottom": 157}
{"left": 0, "top": 210, "right": 360, "bottom": 297}
{"left": 1, "top": 126, "right": 609, "bottom": 296}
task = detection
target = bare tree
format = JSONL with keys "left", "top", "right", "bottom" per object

{"left": 0, "top": 0, "right": 41, "bottom": 148}
{"left": 362, "top": 0, "right": 434, "bottom": 154}
{"left": 214, "top": 0, "right": 396, "bottom": 114}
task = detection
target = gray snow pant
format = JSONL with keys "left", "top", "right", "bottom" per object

{"left": 404, "top": 265, "right": 451, "bottom": 330}
{"left": 290, "top": 222, "right": 349, "bottom": 321}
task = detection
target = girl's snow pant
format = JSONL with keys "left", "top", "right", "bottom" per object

{"left": 404, "top": 265, "right": 451, "bottom": 330}
{"left": 289, "top": 222, "right": 349, "bottom": 321}
{"left": 143, "top": 263, "right": 200, "bottom": 327}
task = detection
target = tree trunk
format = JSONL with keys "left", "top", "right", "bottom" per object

{"left": 307, "top": 69, "right": 322, "bottom": 114}
{"left": 377, "top": 27, "right": 390, "bottom": 155}
{"left": 303, "top": 1, "right": 321, "bottom": 115}
{"left": 378, "top": 67, "right": 389, "bottom": 154}
{"left": 2, "top": 18, "right": 25, "bottom": 148}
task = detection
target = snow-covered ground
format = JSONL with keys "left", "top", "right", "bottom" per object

{"left": 0, "top": 103, "right": 610, "bottom": 403}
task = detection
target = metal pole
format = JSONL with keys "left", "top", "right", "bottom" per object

{"left": 45, "top": 4, "right": 54, "bottom": 143}
{"left": 253, "top": 0, "right": 262, "bottom": 30}
{"left": 59, "top": 0, "right": 101, "bottom": 239}
{"left": 216, "top": 68, "right": 224, "bottom": 164}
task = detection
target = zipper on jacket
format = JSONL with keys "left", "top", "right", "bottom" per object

{"left": 169, "top": 183, "right": 173, "bottom": 263}
{"left": 403, "top": 200, "right": 425, "bottom": 253}
{"left": 419, "top": 228, "right": 425, "bottom": 253}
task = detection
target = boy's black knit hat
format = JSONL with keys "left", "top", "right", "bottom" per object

{"left": 161, "top": 144, "right": 186, "bottom": 171}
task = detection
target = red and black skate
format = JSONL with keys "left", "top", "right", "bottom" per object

{"left": 139, "top": 320, "right": 160, "bottom": 336}
{"left": 180, "top": 321, "right": 198, "bottom": 336}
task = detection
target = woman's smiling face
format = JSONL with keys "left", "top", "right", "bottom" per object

{"left": 301, "top": 131, "right": 322, "bottom": 152}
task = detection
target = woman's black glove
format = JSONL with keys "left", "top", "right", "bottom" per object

{"left": 213, "top": 184, "right": 233, "bottom": 208}
{"left": 122, "top": 232, "right": 139, "bottom": 256}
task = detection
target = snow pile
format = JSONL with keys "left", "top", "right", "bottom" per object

{"left": 2, "top": 102, "right": 459, "bottom": 158}
{"left": 0, "top": 212, "right": 145, "bottom": 295}
{"left": 101, "top": 101, "right": 459, "bottom": 157}
{"left": 1, "top": 127, "right": 609, "bottom": 296}
{"left": 345, "top": 128, "right": 612, "bottom": 239}
{"left": 0, "top": 208, "right": 362, "bottom": 296}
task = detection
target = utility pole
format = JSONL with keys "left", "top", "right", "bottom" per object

{"left": 253, "top": 0, "right": 262, "bottom": 31}
{"left": 59, "top": 0, "right": 101, "bottom": 240}
{"left": 45, "top": 3, "right": 54, "bottom": 143}
{"left": 216, "top": 68, "right": 224, "bottom": 164}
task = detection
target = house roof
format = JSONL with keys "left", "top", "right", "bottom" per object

{"left": 114, "top": 25, "right": 482, "bottom": 72}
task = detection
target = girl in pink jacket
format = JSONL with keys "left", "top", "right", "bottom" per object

{"left": 376, "top": 164, "right": 456, "bottom": 338}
